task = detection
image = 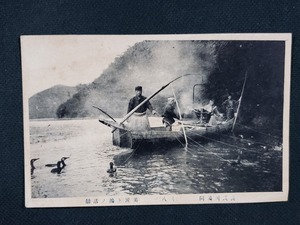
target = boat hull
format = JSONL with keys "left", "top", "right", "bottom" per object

{"left": 110, "top": 118, "right": 235, "bottom": 149}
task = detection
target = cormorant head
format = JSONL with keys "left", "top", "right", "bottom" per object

{"left": 30, "top": 158, "right": 39, "bottom": 171}
{"left": 30, "top": 158, "right": 39, "bottom": 165}
{"left": 31, "top": 158, "right": 39, "bottom": 162}
{"left": 61, "top": 157, "right": 69, "bottom": 161}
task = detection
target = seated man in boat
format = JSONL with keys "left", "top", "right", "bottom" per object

{"left": 127, "top": 86, "right": 157, "bottom": 131}
{"left": 202, "top": 100, "right": 222, "bottom": 126}
{"left": 222, "top": 95, "right": 240, "bottom": 120}
{"left": 162, "top": 97, "right": 180, "bottom": 131}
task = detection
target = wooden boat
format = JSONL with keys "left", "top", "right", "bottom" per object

{"left": 99, "top": 117, "right": 235, "bottom": 149}
{"left": 97, "top": 73, "right": 247, "bottom": 149}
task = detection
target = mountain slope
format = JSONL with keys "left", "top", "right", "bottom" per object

{"left": 56, "top": 40, "right": 218, "bottom": 118}
{"left": 29, "top": 85, "right": 78, "bottom": 119}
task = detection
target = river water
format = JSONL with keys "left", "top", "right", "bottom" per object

{"left": 29, "top": 119, "right": 282, "bottom": 198}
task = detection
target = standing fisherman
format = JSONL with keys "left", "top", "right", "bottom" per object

{"left": 162, "top": 97, "right": 180, "bottom": 131}
{"left": 127, "top": 86, "right": 157, "bottom": 131}
{"left": 222, "top": 95, "right": 240, "bottom": 120}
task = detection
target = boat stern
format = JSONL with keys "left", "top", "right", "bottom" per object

{"left": 113, "top": 128, "right": 133, "bottom": 148}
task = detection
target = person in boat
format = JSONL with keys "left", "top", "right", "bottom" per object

{"left": 222, "top": 95, "right": 240, "bottom": 120}
{"left": 202, "top": 100, "right": 222, "bottom": 126}
{"left": 127, "top": 86, "right": 157, "bottom": 131}
{"left": 162, "top": 97, "right": 180, "bottom": 131}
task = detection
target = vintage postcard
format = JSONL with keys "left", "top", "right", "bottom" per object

{"left": 22, "top": 34, "right": 291, "bottom": 207}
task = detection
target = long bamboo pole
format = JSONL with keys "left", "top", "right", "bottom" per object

{"left": 112, "top": 74, "right": 193, "bottom": 133}
{"left": 171, "top": 85, "right": 188, "bottom": 150}
{"left": 92, "top": 105, "right": 117, "bottom": 122}
{"left": 232, "top": 71, "right": 248, "bottom": 132}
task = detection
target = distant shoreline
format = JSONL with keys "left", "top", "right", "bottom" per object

{"left": 29, "top": 117, "right": 98, "bottom": 122}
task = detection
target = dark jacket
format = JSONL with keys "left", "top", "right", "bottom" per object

{"left": 162, "top": 104, "right": 179, "bottom": 124}
{"left": 127, "top": 96, "right": 153, "bottom": 113}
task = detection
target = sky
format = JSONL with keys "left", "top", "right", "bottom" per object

{"left": 21, "top": 34, "right": 290, "bottom": 98}
{"left": 21, "top": 35, "right": 140, "bottom": 97}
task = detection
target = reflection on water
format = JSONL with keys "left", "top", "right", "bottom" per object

{"left": 30, "top": 119, "right": 282, "bottom": 198}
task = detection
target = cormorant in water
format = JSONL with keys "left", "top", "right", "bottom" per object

{"left": 51, "top": 161, "right": 63, "bottom": 174}
{"left": 30, "top": 158, "right": 39, "bottom": 175}
{"left": 230, "top": 150, "right": 242, "bottom": 166}
{"left": 107, "top": 162, "right": 116, "bottom": 173}
{"left": 45, "top": 157, "right": 69, "bottom": 167}
{"left": 46, "top": 157, "right": 69, "bottom": 174}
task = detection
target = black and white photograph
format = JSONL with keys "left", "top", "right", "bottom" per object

{"left": 22, "top": 34, "right": 290, "bottom": 207}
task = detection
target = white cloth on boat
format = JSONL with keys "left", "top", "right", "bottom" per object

{"left": 207, "top": 115, "right": 218, "bottom": 126}
{"left": 203, "top": 104, "right": 217, "bottom": 113}
{"left": 126, "top": 112, "right": 150, "bottom": 131}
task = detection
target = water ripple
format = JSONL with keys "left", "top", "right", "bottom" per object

{"left": 30, "top": 119, "right": 282, "bottom": 198}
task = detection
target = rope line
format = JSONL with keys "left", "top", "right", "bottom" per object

{"left": 187, "top": 136, "right": 230, "bottom": 162}
{"left": 186, "top": 131, "right": 259, "bottom": 153}
{"left": 170, "top": 131, "right": 185, "bottom": 148}
{"left": 123, "top": 138, "right": 144, "bottom": 164}
{"left": 171, "top": 132, "right": 196, "bottom": 156}
{"left": 219, "top": 133, "right": 275, "bottom": 148}
{"left": 236, "top": 123, "right": 282, "bottom": 140}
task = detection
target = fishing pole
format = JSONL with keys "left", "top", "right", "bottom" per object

{"left": 92, "top": 105, "right": 117, "bottom": 122}
{"left": 112, "top": 73, "right": 197, "bottom": 133}
{"left": 171, "top": 84, "right": 188, "bottom": 150}
{"left": 232, "top": 71, "right": 248, "bottom": 132}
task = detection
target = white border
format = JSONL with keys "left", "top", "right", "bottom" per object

{"left": 22, "top": 33, "right": 291, "bottom": 208}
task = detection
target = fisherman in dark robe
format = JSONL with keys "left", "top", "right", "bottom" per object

{"left": 162, "top": 97, "right": 180, "bottom": 131}
{"left": 222, "top": 95, "right": 240, "bottom": 120}
{"left": 127, "top": 86, "right": 157, "bottom": 131}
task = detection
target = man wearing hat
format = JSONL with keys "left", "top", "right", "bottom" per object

{"left": 162, "top": 97, "right": 180, "bottom": 131}
{"left": 127, "top": 86, "right": 157, "bottom": 131}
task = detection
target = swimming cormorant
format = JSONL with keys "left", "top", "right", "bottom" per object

{"left": 46, "top": 157, "right": 69, "bottom": 174}
{"left": 45, "top": 157, "right": 69, "bottom": 167}
{"left": 30, "top": 158, "right": 39, "bottom": 175}
{"left": 60, "top": 157, "right": 69, "bottom": 167}
{"left": 230, "top": 150, "right": 242, "bottom": 166}
{"left": 51, "top": 161, "right": 63, "bottom": 174}
{"left": 107, "top": 162, "right": 116, "bottom": 173}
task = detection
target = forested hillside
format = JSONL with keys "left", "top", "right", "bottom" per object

{"left": 29, "top": 85, "right": 78, "bottom": 119}
{"left": 56, "top": 40, "right": 219, "bottom": 118}
{"left": 30, "top": 40, "right": 285, "bottom": 132}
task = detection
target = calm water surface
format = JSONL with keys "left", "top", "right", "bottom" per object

{"left": 30, "top": 119, "right": 282, "bottom": 198}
